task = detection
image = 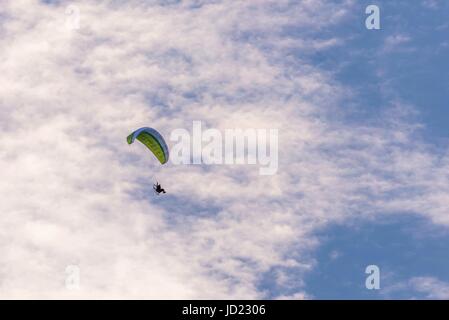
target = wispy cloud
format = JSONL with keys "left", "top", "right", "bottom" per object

{"left": 409, "top": 277, "right": 449, "bottom": 299}
{"left": 385, "top": 276, "right": 449, "bottom": 299}
{"left": 383, "top": 34, "right": 412, "bottom": 53}
{"left": 421, "top": 0, "right": 440, "bottom": 9}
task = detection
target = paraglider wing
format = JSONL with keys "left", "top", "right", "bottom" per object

{"left": 127, "top": 127, "right": 169, "bottom": 164}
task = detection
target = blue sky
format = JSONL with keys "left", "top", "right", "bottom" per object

{"left": 291, "top": 1, "right": 449, "bottom": 299}
{"left": 0, "top": 0, "right": 448, "bottom": 299}
{"left": 306, "top": 215, "right": 449, "bottom": 299}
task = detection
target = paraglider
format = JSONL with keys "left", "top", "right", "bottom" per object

{"left": 127, "top": 127, "right": 169, "bottom": 195}
{"left": 153, "top": 182, "right": 166, "bottom": 195}
{"left": 127, "top": 127, "right": 169, "bottom": 164}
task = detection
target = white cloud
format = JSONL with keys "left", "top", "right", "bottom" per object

{"left": 409, "top": 277, "right": 449, "bottom": 299}
{"left": 385, "top": 276, "right": 449, "bottom": 300}
{"left": 421, "top": 0, "right": 440, "bottom": 9}
{"left": 0, "top": 0, "right": 448, "bottom": 299}
{"left": 383, "top": 34, "right": 412, "bottom": 53}
{"left": 275, "top": 291, "right": 310, "bottom": 300}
